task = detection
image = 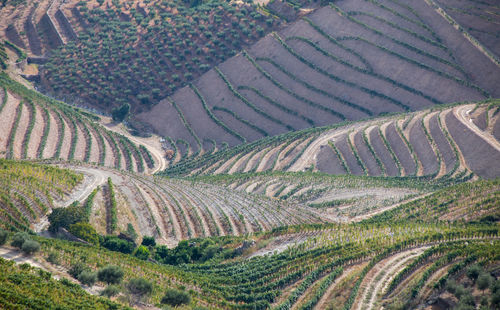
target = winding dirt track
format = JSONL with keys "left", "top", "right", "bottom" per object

{"left": 456, "top": 105, "right": 500, "bottom": 153}
{"left": 100, "top": 118, "right": 167, "bottom": 174}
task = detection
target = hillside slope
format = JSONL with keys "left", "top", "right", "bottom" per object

{"left": 164, "top": 100, "right": 500, "bottom": 179}
{"left": 139, "top": 0, "right": 500, "bottom": 157}
{"left": 0, "top": 73, "right": 158, "bottom": 173}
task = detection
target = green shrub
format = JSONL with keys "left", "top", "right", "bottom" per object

{"left": 68, "top": 222, "right": 99, "bottom": 245}
{"left": 46, "top": 252, "right": 60, "bottom": 265}
{"left": 111, "top": 103, "right": 130, "bottom": 122}
{"left": 127, "top": 278, "right": 153, "bottom": 300}
{"left": 141, "top": 236, "right": 156, "bottom": 247}
{"left": 11, "top": 232, "right": 30, "bottom": 248}
{"left": 78, "top": 270, "right": 97, "bottom": 286}
{"left": 477, "top": 273, "right": 493, "bottom": 292}
{"left": 21, "top": 240, "right": 40, "bottom": 255}
{"left": 134, "top": 245, "right": 150, "bottom": 261}
{"left": 161, "top": 289, "right": 191, "bottom": 307}
{"left": 102, "top": 236, "right": 135, "bottom": 254}
{"left": 467, "top": 265, "right": 483, "bottom": 282}
{"left": 97, "top": 265, "right": 124, "bottom": 284}
{"left": 69, "top": 262, "right": 90, "bottom": 279}
{"left": 0, "top": 228, "right": 7, "bottom": 245}
{"left": 101, "top": 285, "right": 120, "bottom": 297}
{"left": 48, "top": 203, "right": 86, "bottom": 233}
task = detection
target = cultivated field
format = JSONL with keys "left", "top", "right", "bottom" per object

{"left": 164, "top": 101, "right": 500, "bottom": 180}
{"left": 0, "top": 73, "right": 158, "bottom": 173}
{"left": 139, "top": 0, "right": 500, "bottom": 158}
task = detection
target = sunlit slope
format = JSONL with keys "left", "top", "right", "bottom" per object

{"left": 139, "top": 0, "right": 500, "bottom": 158}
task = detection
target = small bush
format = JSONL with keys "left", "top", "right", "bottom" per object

{"left": 48, "top": 203, "right": 86, "bottom": 233}
{"left": 46, "top": 252, "right": 60, "bottom": 265}
{"left": 101, "top": 285, "right": 120, "bottom": 297}
{"left": 477, "top": 273, "right": 493, "bottom": 292}
{"left": 78, "top": 270, "right": 97, "bottom": 286}
{"left": 467, "top": 265, "right": 483, "bottom": 282}
{"left": 0, "top": 228, "right": 8, "bottom": 245}
{"left": 102, "top": 236, "right": 135, "bottom": 254}
{"left": 21, "top": 240, "right": 40, "bottom": 255}
{"left": 141, "top": 236, "right": 156, "bottom": 247}
{"left": 68, "top": 222, "right": 100, "bottom": 245}
{"left": 97, "top": 265, "right": 124, "bottom": 284}
{"left": 111, "top": 103, "right": 130, "bottom": 122}
{"left": 161, "top": 289, "right": 191, "bottom": 307}
{"left": 127, "top": 278, "right": 152, "bottom": 300}
{"left": 69, "top": 262, "right": 89, "bottom": 279}
{"left": 134, "top": 245, "right": 150, "bottom": 261}
{"left": 11, "top": 232, "right": 30, "bottom": 248}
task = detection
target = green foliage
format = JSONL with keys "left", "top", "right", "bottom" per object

{"left": 46, "top": 252, "right": 60, "bottom": 265}
{"left": 141, "top": 236, "right": 156, "bottom": 247}
{"left": 78, "top": 270, "right": 98, "bottom": 286}
{"left": 0, "top": 228, "right": 8, "bottom": 245}
{"left": 467, "top": 265, "right": 483, "bottom": 282}
{"left": 101, "top": 285, "right": 120, "bottom": 297}
{"left": 69, "top": 222, "right": 100, "bottom": 246}
{"left": 97, "top": 265, "right": 124, "bottom": 285}
{"left": 111, "top": 103, "right": 130, "bottom": 122}
{"left": 477, "top": 273, "right": 493, "bottom": 292}
{"left": 125, "top": 223, "right": 138, "bottom": 242}
{"left": 127, "top": 277, "right": 153, "bottom": 300}
{"left": 155, "top": 239, "right": 226, "bottom": 265}
{"left": 161, "top": 288, "right": 191, "bottom": 307}
{"left": 21, "top": 240, "right": 40, "bottom": 255}
{"left": 69, "top": 262, "right": 90, "bottom": 279}
{"left": 134, "top": 245, "right": 150, "bottom": 261}
{"left": 48, "top": 202, "right": 86, "bottom": 233}
{"left": 0, "top": 257, "right": 124, "bottom": 309}
{"left": 102, "top": 236, "right": 135, "bottom": 254}
{"left": 107, "top": 178, "right": 118, "bottom": 233}
{"left": 11, "top": 232, "right": 30, "bottom": 248}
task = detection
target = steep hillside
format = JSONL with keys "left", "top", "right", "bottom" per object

{"left": 57, "top": 165, "right": 326, "bottom": 247}
{"left": 433, "top": 0, "right": 500, "bottom": 62}
{"left": 139, "top": 0, "right": 500, "bottom": 156}
{"left": 0, "top": 0, "right": 283, "bottom": 114}
{"left": 0, "top": 257, "right": 124, "bottom": 309}
{"left": 0, "top": 158, "right": 83, "bottom": 232}
{"left": 1, "top": 198, "right": 494, "bottom": 309}
{"left": 0, "top": 73, "right": 158, "bottom": 173}
{"left": 163, "top": 100, "right": 500, "bottom": 179}
{"left": 191, "top": 172, "right": 468, "bottom": 221}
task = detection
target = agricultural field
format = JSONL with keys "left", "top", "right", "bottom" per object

{"left": 57, "top": 165, "right": 324, "bottom": 247}
{"left": 0, "top": 73, "right": 159, "bottom": 174}
{"left": 0, "top": 0, "right": 499, "bottom": 309}
{"left": 0, "top": 177, "right": 497, "bottom": 308}
{"left": 164, "top": 100, "right": 500, "bottom": 180}
{"left": 0, "top": 0, "right": 282, "bottom": 114}
{"left": 139, "top": 0, "right": 500, "bottom": 156}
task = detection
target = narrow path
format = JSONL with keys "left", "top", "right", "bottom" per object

{"left": 455, "top": 105, "right": 500, "bottom": 152}
{"left": 289, "top": 128, "right": 349, "bottom": 172}
{"left": 101, "top": 118, "right": 167, "bottom": 174}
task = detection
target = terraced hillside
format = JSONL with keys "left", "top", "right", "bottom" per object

{"left": 59, "top": 165, "right": 324, "bottom": 247}
{"left": 433, "top": 0, "right": 500, "bottom": 62}
{"left": 0, "top": 73, "right": 157, "bottom": 173}
{"left": 0, "top": 158, "right": 83, "bottom": 232}
{"left": 139, "top": 0, "right": 500, "bottom": 157}
{"left": 0, "top": 0, "right": 283, "bottom": 114}
{"left": 191, "top": 172, "right": 470, "bottom": 221}
{"left": 164, "top": 101, "right": 500, "bottom": 179}
{"left": 3, "top": 179, "right": 494, "bottom": 309}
